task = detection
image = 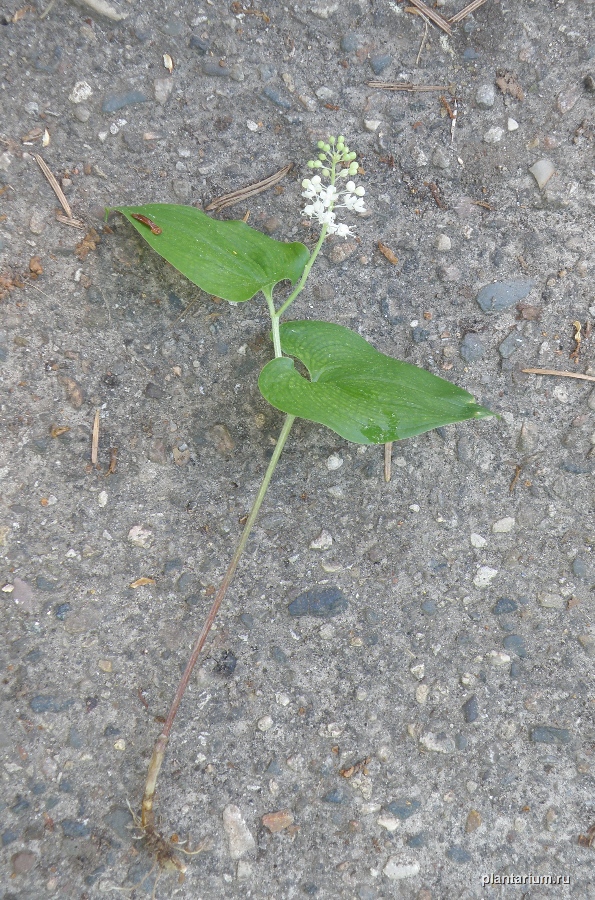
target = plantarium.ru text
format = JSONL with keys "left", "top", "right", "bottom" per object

{"left": 110, "top": 135, "right": 494, "bottom": 880}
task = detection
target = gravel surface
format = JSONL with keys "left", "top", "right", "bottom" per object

{"left": 1, "top": 1, "right": 595, "bottom": 898}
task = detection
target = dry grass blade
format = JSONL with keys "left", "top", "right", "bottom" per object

{"left": 384, "top": 442, "right": 393, "bottom": 483}
{"left": 406, "top": 0, "right": 452, "bottom": 34}
{"left": 56, "top": 214, "right": 86, "bottom": 229}
{"left": 449, "top": 0, "right": 489, "bottom": 24}
{"left": 91, "top": 409, "right": 100, "bottom": 465}
{"left": 206, "top": 163, "right": 293, "bottom": 211}
{"left": 35, "top": 154, "right": 72, "bottom": 219}
{"left": 367, "top": 81, "right": 454, "bottom": 93}
{"left": 522, "top": 368, "right": 595, "bottom": 383}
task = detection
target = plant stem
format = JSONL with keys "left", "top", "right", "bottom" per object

{"left": 263, "top": 286, "right": 282, "bottom": 358}
{"left": 275, "top": 224, "right": 328, "bottom": 320}
{"left": 141, "top": 413, "right": 296, "bottom": 828}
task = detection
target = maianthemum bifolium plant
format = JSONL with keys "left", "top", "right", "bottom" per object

{"left": 111, "top": 136, "right": 494, "bottom": 879}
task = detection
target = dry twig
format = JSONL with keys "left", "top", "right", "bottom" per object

{"left": 206, "top": 164, "right": 293, "bottom": 211}
{"left": 449, "top": 0, "right": 489, "bottom": 24}
{"left": 406, "top": 0, "right": 452, "bottom": 35}
{"left": 91, "top": 409, "right": 100, "bottom": 465}
{"left": 35, "top": 154, "right": 72, "bottom": 218}
{"left": 367, "top": 81, "right": 454, "bottom": 93}
{"left": 522, "top": 368, "right": 595, "bottom": 383}
{"left": 384, "top": 442, "right": 393, "bottom": 483}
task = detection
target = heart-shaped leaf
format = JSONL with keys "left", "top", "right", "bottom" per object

{"left": 113, "top": 204, "right": 309, "bottom": 302}
{"left": 259, "top": 320, "right": 494, "bottom": 444}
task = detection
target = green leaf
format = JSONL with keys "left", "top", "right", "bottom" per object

{"left": 258, "top": 321, "right": 494, "bottom": 444}
{"left": 113, "top": 204, "right": 309, "bottom": 302}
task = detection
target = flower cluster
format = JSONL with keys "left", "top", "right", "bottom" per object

{"left": 301, "top": 136, "right": 365, "bottom": 238}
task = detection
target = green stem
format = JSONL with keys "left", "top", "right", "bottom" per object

{"left": 141, "top": 413, "right": 296, "bottom": 827}
{"left": 275, "top": 223, "right": 328, "bottom": 320}
{"left": 263, "top": 287, "right": 282, "bottom": 358}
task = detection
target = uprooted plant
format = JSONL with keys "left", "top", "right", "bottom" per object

{"left": 109, "top": 136, "right": 494, "bottom": 879}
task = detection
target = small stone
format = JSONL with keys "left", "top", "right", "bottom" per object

{"left": 340, "top": 32, "right": 360, "bottom": 53}
{"left": 487, "top": 650, "right": 510, "bottom": 667}
{"left": 503, "top": 634, "right": 527, "bottom": 658}
{"left": 517, "top": 421, "right": 539, "bottom": 452}
{"left": 483, "top": 126, "right": 504, "bottom": 143}
{"left": 507, "top": 117, "right": 519, "bottom": 131}
{"left": 383, "top": 857, "right": 420, "bottom": 880}
{"left": 36, "top": 575, "right": 58, "bottom": 592}
{"left": 415, "top": 684, "right": 429, "bottom": 705}
{"left": 223, "top": 805, "right": 255, "bottom": 859}
{"left": 102, "top": 91, "right": 149, "bottom": 113}
{"left": 465, "top": 809, "right": 482, "bottom": 833}
{"left": 539, "top": 592, "right": 564, "bottom": 609}
{"left": 493, "top": 597, "right": 517, "bottom": 615}
{"left": 572, "top": 557, "right": 588, "bottom": 579}
{"left": 498, "top": 331, "right": 524, "bottom": 359}
{"left": 432, "top": 146, "right": 451, "bottom": 169}
{"left": 61, "top": 819, "right": 90, "bottom": 838}
{"left": 556, "top": 85, "right": 580, "bottom": 114}
{"left": 262, "top": 810, "right": 294, "bottom": 832}
{"left": 410, "top": 662, "right": 425, "bottom": 680}
{"left": 189, "top": 35, "right": 210, "bottom": 54}
{"left": 144, "top": 382, "right": 164, "bottom": 399}
{"left": 529, "top": 158, "right": 555, "bottom": 189}
{"left": 262, "top": 87, "right": 291, "bottom": 109}
{"left": 114, "top": 739, "right": 126, "bottom": 751}
{"left": 154, "top": 78, "right": 174, "bottom": 105}
{"left": 364, "top": 119, "right": 381, "bottom": 132}
{"left": 127, "top": 525, "right": 153, "bottom": 548}
{"left": 476, "top": 84, "right": 495, "bottom": 108}
{"left": 11, "top": 850, "right": 37, "bottom": 875}
{"left": 326, "top": 454, "right": 343, "bottom": 471}
{"left": 529, "top": 726, "right": 571, "bottom": 745}
{"left": 462, "top": 695, "right": 479, "bottom": 723}
{"left": 370, "top": 54, "right": 392, "bottom": 76}
{"left": 208, "top": 423, "right": 235, "bottom": 453}
{"left": 257, "top": 715, "right": 273, "bottom": 732}
{"left": 322, "top": 788, "right": 345, "bottom": 804}
{"left": 436, "top": 233, "right": 451, "bottom": 251}
{"left": 288, "top": 586, "right": 348, "bottom": 618}
{"left": 310, "top": 529, "right": 333, "bottom": 550}
{"left": 97, "top": 490, "right": 108, "bottom": 508}
{"left": 460, "top": 333, "right": 485, "bottom": 363}
{"left": 385, "top": 799, "right": 421, "bottom": 820}
{"left": 420, "top": 732, "right": 455, "bottom": 754}
{"left": 69, "top": 81, "right": 93, "bottom": 104}
{"left": 447, "top": 845, "right": 472, "bottom": 863}
{"left": 544, "top": 806, "right": 560, "bottom": 831}
{"left": 476, "top": 279, "right": 535, "bottom": 313}
{"left": 473, "top": 566, "right": 498, "bottom": 588}
{"left": 378, "top": 814, "right": 400, "bottom": 832}
{"left": 492, "top": 516, "right": 515, "bottom": 533}
{"left": 470, "top": 533, "right": 487, "bottom": 549}
{"left": 577, "top": 635, "right": 595, "bottom": 658}
{"left": 329, "top": 240, "right": 358, "bottom": 264}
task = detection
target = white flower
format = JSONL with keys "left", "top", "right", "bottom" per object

{"left": 302, "top": 144, "right": 366, "bottom": 238}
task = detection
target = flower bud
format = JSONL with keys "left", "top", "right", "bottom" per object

{"left": 348, "top": 161, "right": 359, "bottom": 175}
{"left": 321, "top": 168, "right": 330, "bottom": 177}
{"left": 354, "top": 186, "right": 365, "bottom": 197}
{"left": 317, "top": 140, "right": 326, "bottom": 150}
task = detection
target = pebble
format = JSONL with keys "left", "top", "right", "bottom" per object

{"left": 102, "top": 92, "right": 149, "bottom": 113}
{"left": 378, "top": 814, "right": 400, "bottom": 832}
{"left": 476, "top": 279, "right": 535, "bottom": 313}
{"left": 385, "top": 798, "right": 421, "bottom": 820}
{"left": 310, "top": 529, "right": 333, "bottom": 550}
{"left": 498, "top": 331, "right": 524, "bottom": 359}
{"left": 529, "top": 726, "right": 571, "bottom": 744}
{"left": 61, "top": 819, "right": 91, "bottom": 838}
{"left": 382, "top": 858, "right": 420, "bottom": 880}
{"left": 222, "top": 805, "right": 256, "bottom": 858}
{"left": 421, "top": 599, "right": 437, "bottom": 616}
{"left": 127, "top": 525, "right": 153, "bottom": 548}
{"left": 415, "top": 684, "right": 429, "bottom": 704}
{"left": 432, "top": 146, "right": 451, "bottom": 169}
{"left": 364, "top": 119, "right": 381, "bottom": 132}
{"left": 465, "top": 809, "right": 482, "bottom": 833}
{"left": 202, "top": 60, "right": 230, "bottom": 77}
{"left": 476, "top": 84, "right": 495, "bottom": 108}
{"left": 288, "top": 586, "right": 348, "bottom": 618}
{"left": 492, "top": 516, "right": 515, "bottom": 533}
{"left": 97, "top": 491, "right": 108, "bottom": 508}
{"left": 257, "top": 715, "right": 273, "bottom": 732}
{"left": 262, "top": 810, "right": 293, "bottom": 832}
{"left": 459, "top": 333, "right": 485, "bottom": 363}
{"left": 419, "top": 731, "right": 455, "bottom": 754}
{"left": 539, "top": 592, "right": 564, "bottom": 609}
{"left": 577, "top": 635, "right": 595, "bottom": 657}
{"left": 326, "top": 454, "right": 343, "bottom": 471}
{"left": 473, "top": 566, "right": 498, "bottom": 588}
{"left": 340, "top": 32, "right": 361, "bottom": 53}
{"left": 503, "top": 634, "right": 527, "bottom": 658}
{"left": 154, "top": 78, "right": 174, "bottom": 105}
{"left": 11, "top": 850, "right": 37, "bottom": 875}
{"left": 517, "top": 421, "right": 539, "bottom": 452}
{"left": 322, "top": 788, "right": 345, "bottom": 804}
{"left": 329, "top": 240, "right": 358, "bottom": 264}
{"left": 69, "top": 81, "right": 92, "bottom": 104}
{"left": 529, "top": 158, "right": 555, "bottom": 189}
{"left": 462, "top": 695, "right": 479, "bottom": 723}
{"left": 144, "top": 382, "right": 164, "bottom": 400}
{"left": 435, "top": 233, "right": 451, "bottom": 251}
{"left": 470, "top": 533, "right": 487, "bottom": 549}
{"left": 483, "top": 126, "right": 504, "bottom": 143}
{"left": 410, "top": 662, "right": 425, "bottom": 680}
{"left": 556, "top": 85, "right": 580, "bottom": 114}
{"left": 447, "top": 845, "right": 472, "bottom": 863}
{"left": 493, "top": 597, "right": 517, "bottom": 615}
{"left": 262, "top": 87, "right": 291, "bottom": 109}
{"left": 507, "top": 117, "right": 519, "bottom": 131}
{"left": 487, "top": 650, "right": 510, "bottom": 667}
{"left": 189, "top": 35, "right": 210, "bottom": 54}
{"left": 572, "top": 557, "right": 588, "bottom": 579}
{"left": 370, "top": 54, "right": 392, "bottom": 76}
